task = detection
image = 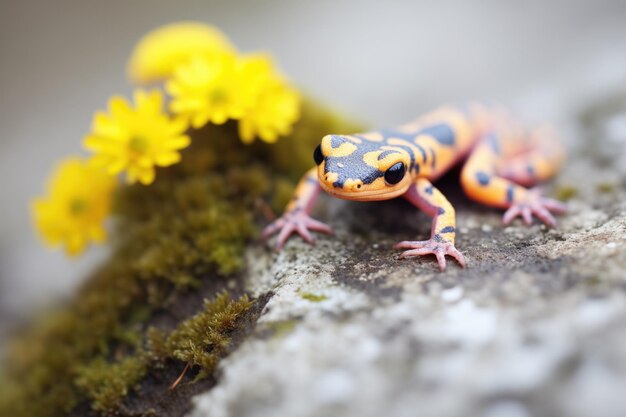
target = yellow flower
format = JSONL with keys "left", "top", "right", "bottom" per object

{"left": 166, "top": 52, "right": 247, "bottom": 128}
{"left": 238, "top": 80, "right": 300, "bottom": 144}
{"left": 166, "top": 52, "right": 301, "bottom": 142}
{"left": 127, "top": 21, "right": 235, "bottom": 84}
{"left": 32, "top": 157, "right": 116, "bottom": 256}
{"left": 237, "top": 55, "right": 301, "bottom": 144}
{"left": 84, "top": 90, "right": 191, "bottom": 185}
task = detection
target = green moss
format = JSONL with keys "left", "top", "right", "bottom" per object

{"left": 0, "top": 99, "right": 361, "bottom": 416}
{"left": 300, "top": 292, "right": 328, "bottom": 302}
{"left": 148, "top": 292, "right": 252, "bottom": 380}
{"left": 584, "top": 275, "right": 602, "bottom": 287}
{"left": 67, "top": 292, "right": 252, "bottom": 414}
{"left": 75, "top": 355, "right": 148, "bottom": 414}
{"left": 263, "top": 319, "right": 299, "bottom": 338}
{"left": 596, "top": 182, "right": 615, "bottom": 193}
{"left": 554, "top": 185, "right": 578, "bottom": 201}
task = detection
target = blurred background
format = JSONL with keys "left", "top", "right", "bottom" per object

{"left": 1, "top": 0, "right": 626, "bottom": 333}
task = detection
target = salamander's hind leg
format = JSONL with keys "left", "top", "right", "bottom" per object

{"left": 461, "top": 132, "right": 567, "bottom": 227}
{"left": 497, "top": 127, "right": 566, "bottom": 187}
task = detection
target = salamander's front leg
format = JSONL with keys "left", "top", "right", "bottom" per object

{"left": 394, "top": 178, "right": 467, "bottom": 271}
{"left": 262, "top": 167, "right": 333, "bottom": 250}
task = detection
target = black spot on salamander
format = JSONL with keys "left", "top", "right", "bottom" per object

{"left": 326, "top": 153, "right": 384, "bottom": 189}
{"left": 438, "top": 207, "right": 445, "bottom": 215}
{"left": 526, "top": 164, "right": 535, "bottom": 177}
{"left": 476, "top": 171, "right": 491, "bottom": 186}
{"left": 433, "top": 234, "right": 444, "bottom": 242}
{"left": 424, "top": 185, "right": 433, "bottom": 195}
{"left": 330, "top": 135, "right": 349, "bottom": 148}
{"left": 379, "top": 128, "right": 417, "bottom": 141}
{"left": 417, "top": 123, "right": 456, "bottom": 146}
{"left": 430, "top": 148, "right": 437, "bottom": 169}
{"left": 413, "top": 163, "right": 420, "bottom": 174}
{"left": 506, "top": 185, "right": 515, "bottom": 203}
{"left": 378, "top": 150, "right": 400, "bottom": 160}
{"left": 383, "top": 140, "right": 416, "bottom": 172}
{"left": 439, "top": 226, "right": 455, "bottom": 234}
{"left": 361, "top": 168, "right": 384, "bottom": 184}
{"left": 486, "top": 133, "right": 500, "bottom": 155}
{"left": 415, "top": 143, "right": 428, "bottom": 163}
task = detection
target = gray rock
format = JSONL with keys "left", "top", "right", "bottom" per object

{"left": 188, "top": 98, "right": 626, "bottom": 417}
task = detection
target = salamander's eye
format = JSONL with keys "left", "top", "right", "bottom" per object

{"left": 384, "top": 162, "right": 406, "bottom": 185}
{"left": 313, "top": 144, "right": 324, "bottom": 165}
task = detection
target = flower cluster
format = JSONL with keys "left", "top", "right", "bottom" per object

{"left": 167, "top": 52, "right": 300, "bottom": 143}
{"left": 33, "top": 22, "right": 301, "bottom": 256}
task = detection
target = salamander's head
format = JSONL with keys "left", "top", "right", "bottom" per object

{"left": 314, "top": 134, "right": 413, "bottom": 201}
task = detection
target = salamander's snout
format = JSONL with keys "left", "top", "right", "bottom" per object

{"left": 319, "top": 171, "right": 338, "bottom": 188}
{"left": 318, "top": 169, "right": 362, "bottom": 191}
{"left": 338, "top": 178, "right": 364, "bottom": 192}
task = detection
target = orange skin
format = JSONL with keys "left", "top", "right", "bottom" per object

{"left": 263, "top": 103, "right": 567, "bottom": 271}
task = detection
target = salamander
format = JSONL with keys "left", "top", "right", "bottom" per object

{"left": 263, "top": 102, "right": 567, "bottom": 271}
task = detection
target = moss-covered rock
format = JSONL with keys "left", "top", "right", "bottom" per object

{"left": 0, "top": 100, "right": 362, "bottom": 417}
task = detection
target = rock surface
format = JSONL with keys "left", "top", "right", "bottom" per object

{"left": 187, "top": 100, "right": 626, "bottom": 417}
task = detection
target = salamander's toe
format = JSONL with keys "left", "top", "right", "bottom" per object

{"left": 503, "top": 193, "right": 567, "bottom": 228}
{"left": 395, "top": 238, "right": 467, "bottom": 272}
{"left": 263, "top": 210, "right": 333, "bottom": 251}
